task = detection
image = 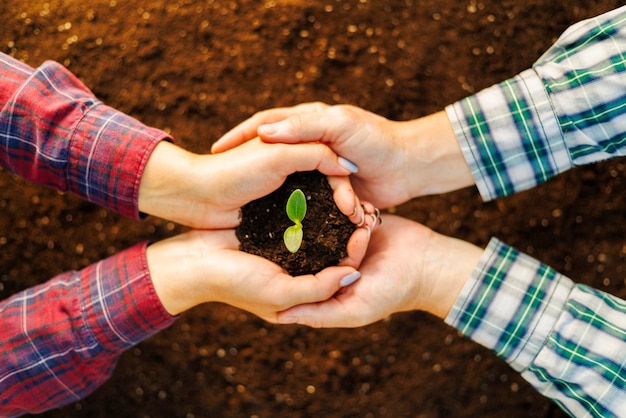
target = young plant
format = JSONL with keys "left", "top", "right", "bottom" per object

{"left": 283, "top": 188, "right": 307, "bottom": 253}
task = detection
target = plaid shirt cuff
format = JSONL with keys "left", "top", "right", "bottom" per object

{"left": 79, "top": 242, "right": 177, "bottom": 352}
{"left": 68, "top": 103, "right": 168, "bottom": 220}
{"left": 0, "top": 243, "right": 176, "bottom": 415}
{"left": 446, "top": 69, "right": 572, "bottom": 201}
{"left": 0, "top": 56, "right": 171, "bottom": 220}
{"left": 445, "top": 238, "right": 573, "bottom": 372}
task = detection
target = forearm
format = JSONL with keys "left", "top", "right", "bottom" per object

{"left": 446, "top": 239, "right": 626, "bottom": 416}
{"left": 0, "top": 53, "right": 171, "bottom": 219}
{"left": 0, "top": 243, "right": 175, "bottom": 416}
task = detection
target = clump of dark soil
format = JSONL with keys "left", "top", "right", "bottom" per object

{"left": 237, "top": 171, "right": 355, "bottom": 276}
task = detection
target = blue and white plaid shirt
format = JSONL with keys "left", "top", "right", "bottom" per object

{"left": 445, "top": 7, "right": 626, "bottom": 417}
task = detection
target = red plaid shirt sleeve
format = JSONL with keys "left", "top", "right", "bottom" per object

{"left": 0, "top": 53, "right": 177, "bottom": 416}
{"left": 0, "top": 243, "right": 177, "bottom": 416}
{"left": 0, "top": 52, "right": 172, "bottom": 219}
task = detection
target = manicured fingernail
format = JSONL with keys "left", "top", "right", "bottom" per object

{"left": 259, "top": 124, "right": 277, "bottom": 135}
{"left": 338, "top": 156, "right": 358, "bottom": 173}
{"left": 340, "top": 271, "right": 361, "bottom": 287}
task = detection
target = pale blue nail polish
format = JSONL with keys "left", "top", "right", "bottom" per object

{"left": 340, "top": 271, "right": 361, "bottom": 287}
{"left": 338, "top": 156, "right": 358, "bottom": 173}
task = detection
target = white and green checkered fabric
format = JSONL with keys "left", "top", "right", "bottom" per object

{"left": 445, "top": 7, "right": 626, "bottom": 417}
{"left": 446, "top": 6, "right": 626, "bottom": 201}
{"left": 446, "top": 239, "right": 626, "bottom": 417}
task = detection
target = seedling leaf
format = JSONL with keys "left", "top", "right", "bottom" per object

{"left": 284, "top": 189, "right": 307, "bottom": 253}
{"left": 284, "top": 224, "right": 303, "bottom": 253}
{"left": 286, "top": 189, "right": 306, "bottom": 223}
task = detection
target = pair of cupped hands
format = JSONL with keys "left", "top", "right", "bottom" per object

{"left": 140, "top": 103, "right": 482, "bottom": 328}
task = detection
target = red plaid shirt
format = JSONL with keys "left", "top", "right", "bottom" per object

{"left": 0, "top": 53, "right": 177, "bottom": 416}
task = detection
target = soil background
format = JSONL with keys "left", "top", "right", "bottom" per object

{"left": 1, "top": 1, "right": 625, "bottom": 417}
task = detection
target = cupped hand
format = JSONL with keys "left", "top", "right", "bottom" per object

{"left": 211, "top": 103, "right": 413, "bottom": 208}
{"left": 212, "top": 103, "right": 475, "bottom": 207}
{"left": 139, "top": 138, "right": 364, "bottom": 229}
{"left": 275, "top": 215, "right": 483, "bottom": 328}
{"left": 147, "top": 229, "right": 365, "bottom": 321}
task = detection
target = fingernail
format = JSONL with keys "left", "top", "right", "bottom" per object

{"left": 350, "top": 197, "right": 359, "bottom": 218}
{"left": 338, "top": 156, "right": 358, "bottom": 173}
{"left": 279, "top": 315, "right": 297, "bottom": 324}
{"left": 259, "top": 124, "right": 277, "bottom": 135}
{"left": 370, "top": 208, "right": 381, "bottom": 230}
{"left": 340, "top": 271, "right": 361, "bottom": 287}
{"left": 357, "top": 205, "right": 366, "bottom": 227}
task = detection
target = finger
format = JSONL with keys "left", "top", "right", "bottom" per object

{"left": 339, "top": 227, "right": 370, "bottom": 268}
{"left": 275, "top": 142, "right": 354, "bottom": 177}
{"left": 212, "top": 103, "right": 328, "bottom": 153}
{"left": 212, "top": 114, "right": 275, "bottom": 153}
{"left": 280, "top": 266, "right": 359, "bottom": 307}
{"left": 326, "top": 175, "right": 360, "bottom": 219}
{"left": 277, "top": 297, "right": 362, "bottom": 328}
{"left": 258, "top": 104, "right": 363, "bottom": 148}
{"left": 361, "top": 201, "right": 381, "bottom": 231}
{"left": 257, "top": 112, "right": 332, "bottom": 144}
{"left": 325, "top": 176, "right": 369, "bottom": 226}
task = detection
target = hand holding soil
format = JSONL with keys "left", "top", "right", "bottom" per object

{"left": 139, "top": 138, "right": 358, "bottom": 229}
{"left": 237, "top": 170, "right": 377, "bottom": 276}
{"left": 214, "top": 104, "right": 475, "bottom": 208}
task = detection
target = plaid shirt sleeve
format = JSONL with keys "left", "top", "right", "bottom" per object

{"left": 0, "top": 52, "right": 172, "bottom": 219}
{"left": 0, "top": 55, "right": 177, "bottom": 415}
{"left": 446, "top": 6, "right": 626, "bottom": 201}
{"left": 445, "top": 8, "right": 626, "bottom": 417}
{"left": 0, "top": 243, "right": 177, "bottom": 417}
{"left": 446, "top": 239, "right": 626, "bottom": 417}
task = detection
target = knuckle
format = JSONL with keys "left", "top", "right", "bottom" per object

{"left": 308, "top": 101, "right": 329, "bottom": 111}
{"left": 287, "top": 113, "right": 305, "bottom": 130}
{"left": 329, "top": 104, "right": 357, "bottom": 120}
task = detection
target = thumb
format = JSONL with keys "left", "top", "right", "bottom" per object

{"left": 282, "top": 266, "right": 360, "bottom": 308}
{"left": 276, "top": 142, "right": 356, "bottom": 177}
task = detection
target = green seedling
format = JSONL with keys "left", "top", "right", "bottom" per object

{"left": 283, "top": 188, "right": 307, "bottom": 253}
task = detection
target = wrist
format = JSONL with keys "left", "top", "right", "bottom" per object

{"left": 421, "top": 232, "right": 483, "bottom": 319}
{"left": 146, "top": 233, "right": 207, "bottom": 315}
{"left": 400, "top": 111, "right": 475, "bottom": 197}
{"left": 138, "top": 141, "right": 198, "bottom": 221}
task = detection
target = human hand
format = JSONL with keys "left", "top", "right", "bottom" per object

{"left": 211, "top": 103, "right": 475, "bottom": 208}
{"left": 138, "top": 138, "right": 366, "bottom": 229}
{"left": 275, "top": 215, "right": 483, "bottom": 327}
{"left": 146, "top": 229, "right": 364, "bottom": 321}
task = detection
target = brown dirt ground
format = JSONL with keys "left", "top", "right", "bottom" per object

{"left": 1, "top": 1, "right": 625, "bottom": 417}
